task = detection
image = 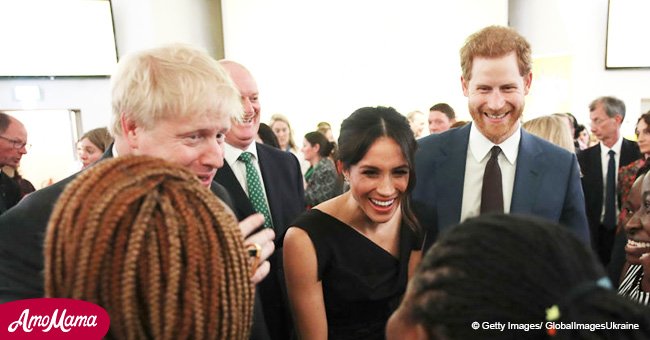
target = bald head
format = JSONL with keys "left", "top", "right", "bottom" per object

{"left": 219, "top": 60, "right": 261, "bottom": 150}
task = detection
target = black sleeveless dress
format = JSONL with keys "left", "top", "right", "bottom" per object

{"left": 290, "top": 209, "right": 418, "bottom": 340}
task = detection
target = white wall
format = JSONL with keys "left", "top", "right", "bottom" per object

{"left": 222, "top": 0, "right": 508, "bottom": 144}
{"left": 510, "top": 0, "right": 650, "bottom": 136}
{"left": 0, "top": 0, "right": 220, "bottom": 183}
{"left": 0, "top": 0, "right": 220, "bottom": 130}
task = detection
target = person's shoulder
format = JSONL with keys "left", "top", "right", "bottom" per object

{"left": 520, "top": 130, "right": 569, "bottom": 156}
{"left": 317, "top": 158, "right": 336, "bottom": 170}
{"left": 15, "top": 172, "right": 78, "bottom": 209}
{"left": 257, "top": 142, "right": 297, "bottom": 162}
{"left": 210, "top": 181, "right": 235, "bottom": 210}
{"left": 622, "top": 137, "right": 641, "bottom": 153}
{"left": 577, "top": 142, "right": 599, "bottom": 162}
{"left": 257, "top": 142, "right": 285, "bottom": 155}
{"left": 0, "top": 172, "right": 77, "bottom": 231}
{"left": 622, "top": 137, "right": 638, "bottom": 146}
{"left": 292, "top": 209, "right": 325, "bottom": 227}
{"left": 418, "top": 125, "right": 470, "bottom": 153}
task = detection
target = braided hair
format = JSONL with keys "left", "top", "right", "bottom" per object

{"left": 45, "top": 155, "right": 254, "bottom": 340}
{"left": 397, "top": 214, "right": 650, "bottom": 340}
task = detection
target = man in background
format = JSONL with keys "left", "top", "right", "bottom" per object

{"left": 216, "top": 60, "right": 305, "bottom": 340}
{"left": 428, "top": 102, "right": 457, "bottom": 134}
{"left": 579, "top": 96, "right": 640, "bottom": 265}
{"left": 0, "top": 113, "right": 28, "bottom": 214}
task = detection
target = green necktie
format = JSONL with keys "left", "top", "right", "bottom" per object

{"left": 238, "top": 152, "right": 273, "bottom": 228}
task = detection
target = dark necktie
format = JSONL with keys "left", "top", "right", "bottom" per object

{"left": 481, "top": 146, "right": 504, "bottom": 214}
{"left": 603, "top": 150, "right": 616, "bottom": 229}
{"left": 238, "top": 152, "right": 273, "bottom": 228}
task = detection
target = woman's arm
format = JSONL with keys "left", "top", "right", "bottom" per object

{"left": 284, "top": 227, "right": 328, "bottom": 340}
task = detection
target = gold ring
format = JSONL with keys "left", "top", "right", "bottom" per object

{"left": 246, "top": 243, "right": 262, "bottom": 274}
{"left": 247, "top": 243, "right": 262, "bottom": 259}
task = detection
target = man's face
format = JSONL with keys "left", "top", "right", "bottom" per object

{"left": 428, "top": 111, "right": 452, "bottom": 134}
{"left": 224, "top": 65, "right": 261, "bottom": 150}
{"left": 0, "top": 120, "right": 28, "bottom": 168}
{"left": 590, "top": 102, "right": 621, "bottom": 147}
{"left": 125, "top": 114, "right": 230, "bottom": 187}
{"left": 462, "top": 52, "right": 531, "bottom": 144}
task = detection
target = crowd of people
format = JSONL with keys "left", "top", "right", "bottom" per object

{"left": 1, "top": 24, "right": 649, "bottom": 339}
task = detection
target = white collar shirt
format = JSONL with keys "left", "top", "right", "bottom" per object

{"left": 224, "top": 142, "right": 270, "bottom": 203}
{"left": 460, "top": 123, "right": 521, "bottom": 222}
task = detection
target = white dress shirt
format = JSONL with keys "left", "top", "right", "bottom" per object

{"left": 223, "top": 142, "right": 272, "bottom": 210}
{"left": 460, "top": 124, "right": 521, "bottom": 222}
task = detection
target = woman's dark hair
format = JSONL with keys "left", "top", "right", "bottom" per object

{"left": 634, "top": 111, "right": 650, "bottom": 177}
{"left": 304, "top": 131, "right": 336, "bottom": 159}
{"left": 338, "top": 106, "right": 420, "bottom": 236}
{"left": 636, "top": 111, "right": 650, "bottom": 136}
{"left": 401, "top": 214, "right": 650, "bottom": 340}
{"left": 257, "top": 123, "right": 280, "bottom": 149}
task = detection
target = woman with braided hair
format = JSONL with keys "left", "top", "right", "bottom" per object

{"left": 44, "top": 155, "right": 255, "bottom": 340}
{"left": 387, "top": 214, "right": 650, "bottom": 340}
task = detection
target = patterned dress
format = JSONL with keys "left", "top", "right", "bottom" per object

{"left": 304, "top": 158, "right": 342, "bottom": 207}
{"left": 618, "top": 264, "right": 650, "bottom": 305}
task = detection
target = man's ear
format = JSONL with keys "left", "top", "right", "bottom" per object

{"left": 120, "top": 113, "right": 139, "bottom": 150}
{"left": 461, "top": 76, "right": 469, "bottom": 97}
{"left": 614, "top": 114, "right": 624, "bottom": 125}
{"left": 523, "top": 72, "right": 533, "bottom": 95}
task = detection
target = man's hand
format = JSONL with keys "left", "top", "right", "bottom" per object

{"left": 239, "top": 213, "right": 275, "bottom": 284}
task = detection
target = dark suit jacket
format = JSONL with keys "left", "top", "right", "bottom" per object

{"left": 0, "top": 171, "right": 22, "bottom": 214}
{"left": 577, "top": 139, "right": 641, "bottom": 234}
{"left": 214, "top": 142, "right": 305, "bottom": 340}
{"left": 0, "top": 149, "right": 235, "bottom": 302}
{"left": 214, "top": 142, "right": 306, "bottom": 245}
{"left": 412, "top": 124, "right": 590, "bottom": 250}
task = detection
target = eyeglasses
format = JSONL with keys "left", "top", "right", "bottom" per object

{"left": 0, "top": 135, "right": 31, "bottom": 150}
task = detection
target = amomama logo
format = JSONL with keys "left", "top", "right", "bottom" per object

{"left": 0, "top": 298, "right": 109, "bottom": 339}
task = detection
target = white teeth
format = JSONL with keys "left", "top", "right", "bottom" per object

{"left": 370, "top": 198, "right": 394, "bottom": 207}
{"left": 628, "top": 239, "right": 650, "bottom": 248}
{"left": 486, "top": 112, "right": 507, "bottom": 119}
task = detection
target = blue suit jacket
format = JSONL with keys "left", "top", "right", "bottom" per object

{"left": 412, "top": 123, "right": 590, "bottom": 250}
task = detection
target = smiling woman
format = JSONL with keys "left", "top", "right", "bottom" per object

{"left": 620, "top": 172, "right": 650, "bottom": 305}
{"left": 283, "top": 106, "right": 422, "bottom": 340}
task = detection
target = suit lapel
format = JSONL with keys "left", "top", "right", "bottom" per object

{"left": 591, "top": 144, "right": 603, "bottom": 186}
{"left": 437, "top": 126, "right": 470, "bottom": 230}
{"left": 511, "top": 131, "right": 544, "bottom": 214}
{"left": 256, "top": 144, "right": 280, "bottom": 226}
{"left": 620, "top": 138, "right": 641, "bottom": 167}
{"left": 214, "top": 162, "right": 255, "bottom": 219}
